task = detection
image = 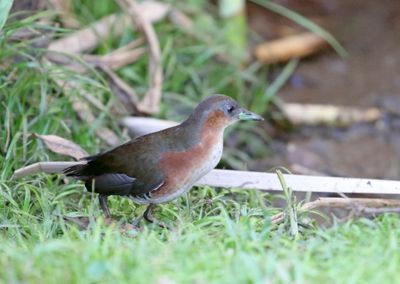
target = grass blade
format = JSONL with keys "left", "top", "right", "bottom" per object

{"left": 0, "top": 0, "right": 13, "bottom": 32}
{"left": 251, "top": 0, "right": 347, "bottom": 57}
{"left": 264, "top": 58, "right": 298, "bottom": 104}
{"left": 276, "top": 170, "right": 299, "bottom": 238}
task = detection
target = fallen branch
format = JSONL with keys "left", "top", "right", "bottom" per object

{"left": 255, "top": 32, "right": 329, "bottom": 64}
{"left": 32, "top": 133, "right": 88, "bottom": 160}
{"left": 13, "top": 164, "right": 400, "bottom": 196}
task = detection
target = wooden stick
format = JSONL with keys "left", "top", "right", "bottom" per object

{"left": 198, "top": 170, "right": 400, "bottom": 195}
{"left": 13, "top": 163, "right": 400, "bottom": 196}
{"left": 301, "top": 197, "right": 400, "bottom": 211}
{"left": 270, "top": 197, "right": 400, "bottom": 224}
{"left": 255, "top": 32, "right": 329, "bottom": 64}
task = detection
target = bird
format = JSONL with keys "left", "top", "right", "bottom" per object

{"left": 64, "top": 95, "right": 263, "bottom": 227}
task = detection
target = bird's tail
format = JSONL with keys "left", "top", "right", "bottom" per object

{"left": 63, "top": 162, "right": 90, "bottom": 179}
{"left": 63, "top": 154, "right": 104, "bottom": 179}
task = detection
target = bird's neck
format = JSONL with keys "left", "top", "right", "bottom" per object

{"left": 180, "top": 110, "right": 227, "bottom": 145}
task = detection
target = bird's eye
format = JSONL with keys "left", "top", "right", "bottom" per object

{"left": 227, "top": 105, "right": 235, "bottom": 113}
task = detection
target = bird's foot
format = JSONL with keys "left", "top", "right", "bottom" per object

{"left": 142, "top": 204, "right": 174, "bottom": 230}
{"left": 99, "top": 194, "right": 112, "bottom": 218}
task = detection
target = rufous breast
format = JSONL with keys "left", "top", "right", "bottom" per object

{"left": 150, "top": 110, "right": 228, "bottom": 203}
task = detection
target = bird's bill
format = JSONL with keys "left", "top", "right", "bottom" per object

{"left": 238, "top": 109, "right": 264, "bottom": 121}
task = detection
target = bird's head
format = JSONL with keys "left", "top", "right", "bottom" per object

{"left": 188, "top": 95, "right": 263, "bottom": 129}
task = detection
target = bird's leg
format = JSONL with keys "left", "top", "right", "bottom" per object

{"left": 142, "top": 204, "right": 170, "bottom": 229}
{"left": 130, "top": 205, "right": 151, "bottom": 226}
{"left": 98, "top": 194, "right": 111, "bottom": 218}
{"left": 143, "top": 204, "right": 155, "bottom": 223}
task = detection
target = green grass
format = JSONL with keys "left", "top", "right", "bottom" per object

{"left": 1, "top": 214, "right": 400, "bottom": 283}
{"left": 1, "top": 2, "right": 399, "bottom": 283}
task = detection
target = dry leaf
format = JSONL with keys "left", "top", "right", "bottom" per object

{"left": 84, "top": 47, "right": 146, "bottom": 70}
{"left": 32, "top": 133, "right": 88, "bottom": 160}
{"left": 139, "top": 1, "right": 170, "bottom": 23}
{"left": 255, "top": 32, "right": 329, "bottom": 64}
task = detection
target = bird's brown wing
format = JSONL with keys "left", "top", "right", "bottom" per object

{"left": 64, "top": 136, "right": 165, "bottom": 196}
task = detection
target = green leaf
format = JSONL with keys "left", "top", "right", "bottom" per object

{"left": 0, "top": 0, "right": 13, "bottom": 32}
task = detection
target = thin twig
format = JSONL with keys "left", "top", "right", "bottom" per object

{"left": 271, "top": 197, "right": 400, "bottom": 224}
{"left": 117, "top": 0, "right": 163, "bottom": 114}
{"left": 99, "top": 65, "right": 140, "bottom": 114}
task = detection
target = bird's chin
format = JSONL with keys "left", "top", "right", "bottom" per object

{"left": 226, "top": 118, "right": 241, "bottom": 126}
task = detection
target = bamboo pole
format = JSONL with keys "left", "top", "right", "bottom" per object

{"left": 13, "top": 163, "right": 400, "bottom": 196}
